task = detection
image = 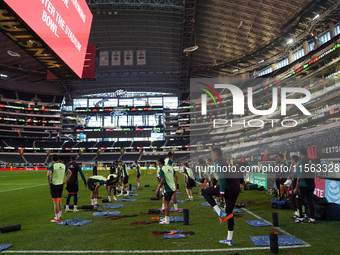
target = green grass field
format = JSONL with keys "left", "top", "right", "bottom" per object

{"left": 1, "top": 169, "right": 340, "bottom": 255}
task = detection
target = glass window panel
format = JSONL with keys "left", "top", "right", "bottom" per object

{"left": 119, "top": 98, "right": 133, "bottom": 107}
{"left": 118, "top": 116, "right": 128, "bottom": 126}
{"left": 163, "top": 97, "right": 178, "bottom": 109}
{"left": 73, "top": 99, "right": 87, "bottom": 108}
{"left": 133, "top": 98, "right": 148, "bottom": 107}
{"left": 104, "top": 99, "right": 118, "bottom": 107}
{"left": 148, "top": 97, "right": 162, "bottom": 106}
{"left": 87, "top": 116, "right": 103, "bottom": 127}
{"left": 88, "top": 99, "right": 100, "bottom": 107}
{"left": 134, "top": 116, "right": 143, "bottom": 126}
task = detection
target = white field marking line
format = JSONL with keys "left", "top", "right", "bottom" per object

{"left": 1, "top": 245, "right": 312, "bottom": 254}
{"left": 0, "top": 183, "right": 47, "bottom": 193}
{"left": 243, "top": 208, "right": 311, "bottom": 247}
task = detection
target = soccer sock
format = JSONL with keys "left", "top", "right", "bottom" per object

{"left": 58, "top": 211, "right": 62, "bottom": 219}
{"left": 55, "top": 213, "right": 58, "bottom": 220}
{"left": 165, "top": 216, "right": 170, "bottom": 222}
{"left": 174, "top": 204, "right": 178, "bottom": 210}
{"left": 162, "top": 203, "right": 165, "bottom": 210}
{"left": 227, "top": 231, "right": 233, "bottom": 240}
{"left": 94, "top": 198, "right": 98, "bottom": 204}
{"left": 65, "top": 205, "right": 69, "bottom": 211}
{"left": 108, "top": 195, "right": 111, "bottom": 200}
{"left": 213, "top": 205, "right": 221, "bottom": 216}
{"left": 91, "top": 199, "right": 94, "bottom": 205}
{"left": 74, "top": 205, "right": 77, "bottom": 211}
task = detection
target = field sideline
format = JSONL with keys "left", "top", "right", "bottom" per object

{"left": 1, "top": 170, "right": 340, "bottom": 255}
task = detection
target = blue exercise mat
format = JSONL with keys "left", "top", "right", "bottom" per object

{"left": 176, "top": 192, "right": 182, "bottom": 194}
{"left": 159, "top": 208, "right": 183, "bottom": 212}
{"left": 233, "top": 209, "right": 244, "bottom": 213}
{"left": 170, "top": 200, "right": 185, "bottom": 203}
{"left": 176, "top": 195, "right": 180, "bottom": 197}
{"left": 198, "top": 196, "right": 204, "bottom": 198}
{"left": 117, "top": 198, "right": 137, "bottom": 202}
{"left": 128, "top": 194, "right": 138, "bottom": 196}
{"left": 103, "top": 204, "right": 124, "bottom": 209}
{"left": 246, "top": 219, "right": 272, "bottom": 227}
{"left": 249, "top": 235, "right": 304, "bottom": 246}
{"left": 164, "top": 234, "right": 186, "bottom": 239}
{"left": 93, "top": 211, "right": 122, "bottom": 216}
{"left": 201, "top": 202, "right": 220, "bottom": 206}
{"left": 0, "top": 245, "right": 12, "bottom": 252}
{"left": 160, "top": 217, "right": 191, "bottom": 222}
{"left": 56, "top": 218, "right": 92, "bottom": 226}
{"left": 93, "top": 204, "right": 102, "bottom": 207}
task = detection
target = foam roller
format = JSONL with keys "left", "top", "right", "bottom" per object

{"left": 183, "top": 209, "right": 189, "bottom": 225}
{"left": 81, "top": 205, "right": 94, "bottom": 209}
{"left": 1, "top": 224, "right": 21, "bottom": 233}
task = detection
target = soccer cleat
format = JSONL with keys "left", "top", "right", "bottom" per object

{"left": 308, "top": 219, "right": 315, "bottom": 224}
{"left": 65, "top": 209, "right": 73, "bottom": 212}
{"left": 174, "top": 209, "right": 181, "bottom": 213}
{"left": 291, "top": 217, "right": 306, "bottom": 223}
{"left": 117, "top": 193, "right": 123, "bottom": 197}
{"left": 74, "top": 209, "right": 79, "bottom": 213}
{"left": 219, "top": 239, "right": 233, "bottom": 246}
{"left": 290, "top": 215, "right": 298, "bottom": 219}
{"left": 185, "top": 198, "right": 191, "bottom": 201}
{"left": 160, "top": 209, "right": 165, "bottom": 213}
{"left": 93, "top": 204, "right": 101, "bottom": 208}
{"left": 219, "top": 211, "right": 227, "bottom": 224}
{"left": 51, "top": 218, "right": 60, "bottom": 223}
{"left": 159, "top": 220, "right": 170, "bottom": 225}
{"left": 108, "top": 198, "right": 112, "bottom": 202}
{"left": 190, "top": 198, "right": 194, "bottom": 201}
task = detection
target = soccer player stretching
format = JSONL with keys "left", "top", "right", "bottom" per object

{"left": 183, "top": 163, "right": 195, "bottom": 201}
{"left": 202, "top": 147, "right": 240, "bottom": 246}
{"left": 135, "top": 160, "right": 141, "bottom": 188}
{"left": 117, "top": 161, "right": 130, "bottom": 196}
{"left": 163, "top": 152, "right": 180, "bottom": 213}
{"left": 47, "top": 154, "right": 72, "bottom": 222}
{"left": 87, "top": 175, "right": 107, "bottom": 206}
{"left": 156, "top": 158, "right": 178, "bottom": 225}
{"left": 65, "top": 155, "right": 86, "bottom": 212}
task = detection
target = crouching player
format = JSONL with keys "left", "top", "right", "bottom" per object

{"left": 202, "top": 147, "right": 240, "bottom": 246}
{"left": 106, "top": 173, "right": 120, "bottom": 202}
{"left": 47, "top": 154, "right": 72, "bottom": 222}
{"left": 87, "top": 175, "right": 107, "bottom": 206}
{"left": 156, "top": 158, "right": 178, "bottom": 225}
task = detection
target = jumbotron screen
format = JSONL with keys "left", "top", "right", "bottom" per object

{"left": 3, "top": 0, "right": 93, "bottom": 78}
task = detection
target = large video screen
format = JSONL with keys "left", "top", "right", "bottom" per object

{"left": 3, "top": 0, "right": 93, "bottom": 78}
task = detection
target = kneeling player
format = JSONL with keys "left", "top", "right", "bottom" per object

{"left": 87, "top": 175, "right": 107, "bottom": 206}
{"left": 156, "top": 158, "right": 178, "bottom": 224}
{"left": 106, "top": 173, "right": 120, "bottom": 201}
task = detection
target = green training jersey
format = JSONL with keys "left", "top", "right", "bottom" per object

{"left": 183, "top": 167, "right": 194, "bottom": 179}
{"left": 107, "top": 174, "right": 119, "bottom": 183}
{"left": 136, "top": 164, "right": 141, "bottom": 174}
{"left": 159, "top": 165, "right": 176, "bottom": 193}
{"left": 120, "top": 163, "right": 128, "bottom": 177}
{"left": 164, "top": 157, "right": 173, "bottom": 167}
{"left": 48, "top": 162, "right": 66, "bottom": 185}
{"left": 156, "top": 166, "right": 161, "bottom": 178}
{"left": 89, "top": 175, "right": 107, "bottom": 186}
